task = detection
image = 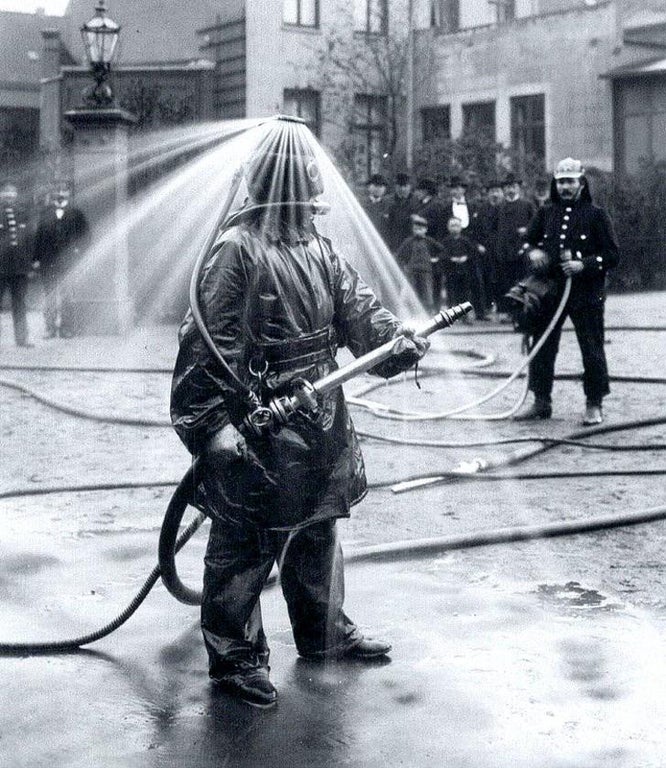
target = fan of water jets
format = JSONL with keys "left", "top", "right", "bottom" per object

{"left": 56, "top": 115, "right": 424, "bottom": 326}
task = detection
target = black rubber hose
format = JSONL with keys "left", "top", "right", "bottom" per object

{"left": 2, "top": 469, "right": 665, "bottom": 653}
{"left": 0, "top": 505, "right": 205, "bottom": 654}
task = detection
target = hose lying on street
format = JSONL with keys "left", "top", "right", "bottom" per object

{"left": 1, "top": 412, "right": 665, "bottom": 653}
{"left": 2, "top": 492, "right": 665, "bottom": 654}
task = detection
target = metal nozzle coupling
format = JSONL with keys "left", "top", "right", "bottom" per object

{"left": 432, "top": 302, "right": 473, "bottom": 331}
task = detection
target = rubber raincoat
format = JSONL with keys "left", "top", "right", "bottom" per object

{"left": 171, "top": 215, "right": 414, "bottom": 531}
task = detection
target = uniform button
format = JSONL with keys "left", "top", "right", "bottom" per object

{"left": 596, "top": 256, "right": 602, "bottom": 262}
{"left": 561, "top": 224, "right": 568, "bottom": 230}
{"left": 565, "top": 207, "right": 572, "bottom": 212}
{"left": 560, "top": 234, "right": 566, "bottom": 239}
{"left": 563, "top": 215, "right": 570, "bottom": 221}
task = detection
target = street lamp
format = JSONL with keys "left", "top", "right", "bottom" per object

{"left": 81, "top": 0, "right": 121, "bottom": 107}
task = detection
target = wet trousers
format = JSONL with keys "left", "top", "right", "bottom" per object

{"left": 201, "top": 516, "right": 361, "bottom": 677}
{"left": 0, "top": 275, "right": 28, "bottom": 345}
{"left": 528, "top": 298, "right": 609, "bottom": 406}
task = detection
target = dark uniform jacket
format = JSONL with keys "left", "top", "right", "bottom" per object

{"left": 414, "top": 196, "right": 448, "bottom": 245}
{"left": 363, "top": 195, "right": 391, "bottom": 244}
{"left": 171, "top": 219, "right": 410, "bottom": 530}
{"left": 386, "top": 193, "right": 417, "bottom": 253}
{"left": 0, "top": 204, "right": 32, "bottom": 278}
{"left": 34, "top": 205, "right": 89, "bottom": 275}
{"left": 497, "top": 198, "right": 536, "bottom": 263}
{"left": 524, "top": 181, "right": 619, "bottom": 307}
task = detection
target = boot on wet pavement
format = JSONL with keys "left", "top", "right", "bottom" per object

{"left": 514, "top": 398, "right": 552, "bottom": 421}
{"left": 343, "top": 637, "right": 392, "bottom": 659}
{"left": 212, "top": 665, "right": 277, "bottom": 708}
{"left": 581, "top": 403, "right": 603, "bottom": 426}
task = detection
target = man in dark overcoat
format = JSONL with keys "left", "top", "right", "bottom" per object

{"left": 33, "top": 184, "right": 89, "bottom": 338}
{"left": 514, "top": 158, "right": 619, "bottom": 425}
{"left": 495, "top": 173, "right": 536, "bottom": 317}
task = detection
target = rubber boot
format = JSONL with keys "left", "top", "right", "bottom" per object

{"left": 514, "top": 397, "right": 552, "bottom": 421}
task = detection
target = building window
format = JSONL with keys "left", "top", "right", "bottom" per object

{"left": 354, "top": 0, "right": 388, "bottom": 35}
{"left": 353, "top": 94, "right": 387, "bottom": 179}
{"left": 283, "top": 89, "right": 321, "bottom": 137}
{"left": 431, "top": 0, "right": 459, "bottom": 32}
{"left": 510, "top": 94, "right": 545, "bottom": 165}
{"left": 421, "top": 106, "right": 451, "bottom": 141}
{"left": 462, "top": 101, "right": 496, "bottom": 140}
{"left": 617, "top": 78, "right": 666, "bottom": 174}
{"left": 493, "top": 0, "right": 515, "bottom": 24}
{"left": 283, "top": 0, "right": 319, "bottom": 27}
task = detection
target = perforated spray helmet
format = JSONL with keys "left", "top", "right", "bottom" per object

{"left": 243, "top": 116, "right": 325, "bottom": 206}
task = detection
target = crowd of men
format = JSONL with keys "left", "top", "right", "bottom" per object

{"left": 0, "top": 179, "right": 89, "bottom": 347}
{"left": 361, "top": 170, "right": 546, "bottom": 321}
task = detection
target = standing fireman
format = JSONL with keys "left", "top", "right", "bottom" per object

{"left": 514, "top": 158, "right": 619, "bottom": 425}
{"left": 170, "top": 122, "right": 429, "bottom": 709}
{"left": 0, "top": 181, "right": 33, "bottom": 347}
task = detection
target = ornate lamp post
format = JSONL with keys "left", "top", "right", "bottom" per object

{"left": 80, "top": 0, "right": 121, "bottom": 107}
{"left": 63, "top": 1, "right": 136, "bottom": 335}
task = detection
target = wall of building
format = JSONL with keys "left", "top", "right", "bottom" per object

{"left": 416, "top": 1, "right": 618, "bottom": 170}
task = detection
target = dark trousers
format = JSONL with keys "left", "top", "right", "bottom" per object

{"left": 528, "top": 299, "right": 609, "bottom": 405}
{"left": 201, "top": 517, "right": 361, "bottom": 677}
{"left": 406, "top": 268, "right": 433, "bottom": 311}
{"left": 0, "top": 275, "right": 28, "bottom": 345}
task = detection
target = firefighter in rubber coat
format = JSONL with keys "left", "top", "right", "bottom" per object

{"left": 514, "top": 158, "right": 619, "bottom": 425}
{"left": 170, "top": 127, "right": 428, "bottom": 708}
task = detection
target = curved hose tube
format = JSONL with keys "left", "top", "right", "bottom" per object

{"left": 346, "top": 278, "right": 572, "bottom": 421}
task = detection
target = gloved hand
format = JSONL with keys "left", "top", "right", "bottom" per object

{"left": 561, "top": 259, "right": 584, "bottom": 277}
{"left": 528, "top": 248, "right": 549, "bottom": 273}
{"left": 394, "top": 323, "right": 430, "bottom": 361}
{"left": 371, "top": 323, "right": 430, "bottom": 378}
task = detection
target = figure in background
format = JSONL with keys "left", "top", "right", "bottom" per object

{"left": 362, "top": 173, "right": 391, "bottom": 244}
{"left": 0, "top": 181, "right": 33, "bottom": 347}
{"left": 471, "top": 179, "right": 504, "bottom": 317}
{"left": 413, "top": 177, "right": 448, "bottom": 310}
{"left": 33, "top": 183, "right": 90, "bottom": 338}
{"left": 495, "top": 173, "right": 536, "bottom": 320}
{"left": 514, "top": 158, "right": 619, "bottom": 425}
{"left": 439, "top": 216, "right": 479, "bottom": 320}
{"left": 445, "top": 175, "right": 488, "bottom": 320}
{"left": 395, "top": 213, "right": 442, "bottom": 311}
{"left": 170, "top": 122, "right": 429, "bottom": 709}
{"left": 386, "top": 172, "right": 417, "bottom": 254}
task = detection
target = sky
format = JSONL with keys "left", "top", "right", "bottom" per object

{"left": 0, "top": 0, "right": 68, "bottom": 13}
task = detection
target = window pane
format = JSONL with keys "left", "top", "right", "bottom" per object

{"left": 283, "top": 0, "right": 298, "bottom": 24}
{"left": 354, "top": 0, "right": 367, "bottom": 31}
{"left": 368, "top": 0, "right": 386, "bottom": 33}
{"left": 463, "top": 101, "right": 496, "bottom": 138}
{"left": 300, "top": 0, "right": 318, "bottom": 26}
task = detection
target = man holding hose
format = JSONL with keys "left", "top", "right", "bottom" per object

{"left": 514, "top": 158, "right": 619, "bottom": 425}
{"left": 170, "top": 121, "right": 429, "bottom": 708}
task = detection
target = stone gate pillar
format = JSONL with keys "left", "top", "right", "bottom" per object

{"left": 63, "top": 107, "right": 136, "bottom": 335}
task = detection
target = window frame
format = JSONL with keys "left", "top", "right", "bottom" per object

{"left": 283, "top": 0, "right": 320, "bottom": 29}
{"left": 282, "top": 88, "right": 322, "bottom": 137}
{"left": 353, "top": 0, "right": 389, "bottom": 36}
{"left": 510, "top": 93, "right": 546, "bottom": 166}
{"left": 352, "top": 93, "right": 388, "bottom": 179}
